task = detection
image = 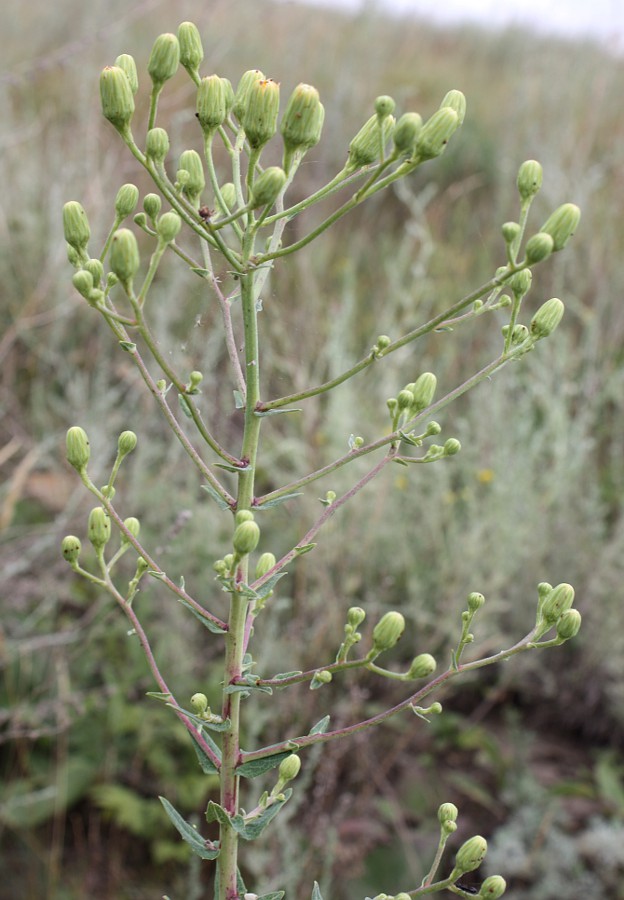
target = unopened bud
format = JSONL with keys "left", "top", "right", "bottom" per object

{"left": 501, "top": 221, "right": 520, "bottom": 245}
{"left": 143, "top": 193, "right": 162, "bottom": 220}
{"left": 100, "top": 66, "right": 135, "bottom": 131}
{"left": 439, "top": 89, "right": 466, "bottom": 125}
{"left": 190, "top": 692, "right": 208, "bottom": 714}
{"left": 197, "top": 74, "right": 229, "bottom": 131}
{"left": 220, "top": 182, "right": 237, "bottom": 210}
{"left": 61, "top": 535, "right": 82, "bottom": 565}
{"left": 444, "top": 438, "right": 461, "bottom": 456}
{"left": 347, "top": 113, "right": 393, "bottom": 169}
{"left": 236, "top": 510, "right": 255, "bottom": 524}
{"left": 278, "top": 753, "right": 301, "bottom": 783}
{"left": 156, "top": 211, "right": 182, "bottom": 244}
{"left": 63, "top": 201, "right": 90, "bottom": 251}
{"left": 110, "top": 228, "right": 140, "bottom": 287}
{"left": 556, "top": 608, "right": 582, "bottom": 640}
{"left": 281, "top": 83, "right": 325, "bottom": 171}
{"left": 416, "top": 107, "right": 459, "bottom": 160}
{"left": 115, "top": 183, "right": 139, "bottom": 220}
{"left": 347, "top": 607, "right": 366, "bottom": 629}
{"left": 121, "top": 517, "right": 141, "bottom": 543}
{"left": 72, "top": 270, "right": 94, "bottom": 299}
{"left": 117, "top": 430, "right": 137, "bottom": 457}
{"left": 233, "top": 520, "right": 260, "bottom": 556}
{"left": 530, "top": 297, "right": 564, "bottom": 339}
{"left": 411, "top": 372, "right": 437, "bottom": 412}
{"left": 467, "top": 592, "right": 485, "bottom": 612}
{"left": 541, "top": 582, "right": 575, "bottom": 624}
{"left": 517, "top": 159, "right": 543, "bottom": 201}
{"left": 375, "top": 95, "right": 395, "bottom": 117}
{"left": 84, "top": 259, "right": 104, "bottom": 285}
{"left": 438, "top": 802, "right": 459, "bottom": 826}
{"left": 397, "top": 389, "right": 414, "bottom": 410}
{"left": 242, "top": 78, "right": 280, "bottom": 149}
{"left": 478, "top": 875, "right": 507, "bottom": 898}
{"left": 145, "top": 127, "right": 170, "bottom": 163}
{"left": 454, "top": 835, "right": 488, "bottom": 874}
{"left": 178, "top": 22, "right": 204, "bottom": 76}
{"left": 255, "top": 552, "right": 276, "bottom": 579}
{"left": 233, "top": 69, "right": 265, "bottom": 121}
{"left": 148, "top": 33, "right": 180, "bottom": 88}
{"left": 249, "top": 167, "right": 287, "bottom": 209}
{"left": 524, "top": 232, "right": 554, "bottom": 264}
{"left": 407, "top": 653, "right": 436, "bottom": 679}
{"left": 509, "top": 268, "right": 532, "bottom": 297}
{"left": 540, "top": 203, "right": 581, "bottom": 251}
{"left": 115, "top": 54, "right": 138, "bottom": 94}
{"left": 392, "top": 112, "right": 423, "bottom": 156}
{"left": 88, "top": 507, "right": 111, "bottom": 550}
{"left": 66, "top": 426, "right": 90, "bottom": 471}
{"left": 372, "top": 611, "right": 405, "bottom": 653}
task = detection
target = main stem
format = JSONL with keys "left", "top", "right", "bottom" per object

{"left": 219, "top": 253, "right": 262, "bottom": 898}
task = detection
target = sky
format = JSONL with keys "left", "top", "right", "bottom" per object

{"left": 275, "top": 0, "right": 624, "bottom": 49}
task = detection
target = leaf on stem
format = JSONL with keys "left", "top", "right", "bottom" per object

{"left": 201, "top": 483, "right": 232, "bottom": 510}
{"left": 214, "top": 461, "right": 253, "bottom": 473}
{"left": 231, "top": 788, "right": 293, "bottom": 840}
{"left": 176, "top": 595, "right": 227, "bottom": 633}
{"left": 254, "top": 407, "right": 302, "bottom": 417}
{"left": 236, "top": 751, "right": 292, "bottom": 778}
{"left": 311, "top": 883, "right": 324, "bottom": 900}
{"left": 224, "top": 673, "right": 273, "bottom": 696}
{"left": 189, "top": 730, "right": 220, "bottom": 775}
{"left": 308, "top": 715, "right": 331, "bottom": 735}
{"left": 256, "top": 892, "right": 286, "bottom": 900}
{"left": 159, "top": 796, "right": 220, "bottom": 859}
{"left": 254, "top": 492, "right": 303, "bottom": 510}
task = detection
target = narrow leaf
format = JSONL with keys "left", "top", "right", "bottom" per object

{"left": 295, "top": 543, "right": 316, "bottom": 556}
{"left": 159, "top": 796, "right": 219, "bottom": 860}
{"left": 119, "top": 340, "right": 136, "bottom": 352}
{"left": 178, "top": 394, "right": 193, "bottom": 418}
{"left": 254, "top": 571, "right": 287, "bottom": 600}
{"left": 201, "top": 483, "right": 232, "bottom": 511}
{"left": 176, "top": 595, "right": 227, "bottom": 633}
{"left": 254, "top": 407, "right": 302, "bottom": 417}
{"left": 214, "top": 461, "right": 252, "bottom": 473}
{"left": 309, "top": 715, "right": 331, "bottom": 735}
{"left": 231, "top": 789, "right": 292, "bottom": 840}
{"left": 189, "top": 730, "right": 220, "bottom": 775}
{"left": 205, "top": 800, "right": 231, "bottom": 828}
{"left": 254, "top": 492, "right": 303, "bottom": 510}
{"left": 257, "top": 892, "right": 285, "bottom": 900}
{"left": 233, "top": 389, "right": 245, "bottom": 408}
{"left": 190, "top": 267, "right": 210, "bottom": 278}
{"left": 271, "top": 671, "right": 303, "bottom": 683}
{"left": 236, "top": 751, "right": 291, "bottom": 779}
{"left": 146, "top": 691, "right": 172, "bottom": 703}
{"left": 312, "top": 882, "right": 324, "bottom": 900}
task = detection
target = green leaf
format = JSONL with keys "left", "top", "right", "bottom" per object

{"left": 236, "top": 751, "right": 291, "bottom": 779}
{"left": 201, "top": 483, "right": 232, "bottom": 511}
{"left": 271, "top": 671, "right": 303, "bottom": 683}
{"left": 178, "top": 394, "right": 193, "bottom": 418}
{"left": 224, "top": 674, "right": 273, "bottom": 696}
{"left": 146, "top": 691, "right": 172, "bottom": 703}
{"left": 214, "top": 461, "right": 252, "bottom": 473}
{"left": 254, "top": 407, "right": 301, "bottom": 417}
{"left": 233, "top": 390, "right": 245, "bottom": 408}
{"left": 119, "top": 340, "right": 136, "bottom": 352}
{"left": 312, "top": 882, "right": 324, "bottom": 900}
{"left": 159, "top": 797, "right": 219, "bottom": 860}
{"left": 254, "top": 571, "right": 287, "bottom": 600}
{"left": 309, "top": 715, "right": 330, "bottom": 735}
{"left": 295, "top": 543, "right": 316, "bottom": 556}
{"left": 205, "top": 800, "right": 231, "bottom": 828}
{"left": 231, "top": 789, "right": 292, "bottom": 840}
{"left": 176, "top": 595, "right": 227, "bottom": 634}
{"left": 257, "top": 892, "right": 285, "bottom": 900}
{"left": 398, "top": 430, "right": 423, "bottom": 447}
{"left": 190, "top": 267, "right": 210, "bottom": 278}
{"left": 189, "top": 730, "right": 220, "bottom": 775}
{"left": 167, "top": 704, "right": 231, "bottom": 733}
{"left": 254, "top": 492, "right": 303, "bottom": 510}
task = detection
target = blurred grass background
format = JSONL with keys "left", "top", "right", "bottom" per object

{"left": 2, "top": 0, "right": 624, "bottom": 897}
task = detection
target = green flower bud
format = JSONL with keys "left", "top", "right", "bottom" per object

{"left": 236, "top": 509, "right": 255, "bottom": 524}
{"left": 517, "top": 159, "right": 543, "bottom": 201}
{"left": 255, "top": 552, "right": 276, "bottom": 579}
{"left": 190, "top": 692, "right": 208, "bottom": 714}
{"left": 440, "top": 89, "right": 466, "bottom": 125}
{"left": 407, "top": 653, "right": 437, "bottom": 679}
{"left": 233, "top": 69, "right": 265, "bottom": 121}
{"left": 143, "top": 193, "right": 162, "bottom": 220}
{"left": 540, "top": 202, "right": 581, "bottom": 251}
{"left": 394, "top": 895, "right": 412, "bottom": 900}
{"left": 524, "top": 232, "right": 554, "bottom": 264}
{"left": 114, "top": 183, "right": 139, "bottom": 220}
{"left": 66, "top": 425, "right": 90, "bottom": 471}
{"left": 67, "top": 244, "right": 82, "bottom": 267}
{"left": 372, "top": 611, "right": 406, "bottom": 653}
{"left": 109, "top": 228, "right": 140, "bottom": 287}
{"left": 347, "top": 607, "right": 366, "bottom": 629}
{"left": 478, "top": 875, "right": 507, "bottom": 899}
{"left": 178, "top": 148, "right": 205, "bottom": 199}
{"left": 88, "top": 507, "right": 111, "bottom": 550}
{"left": 114, "top": 54, "right": 138, "bottom": 94}
{"left": 467, "top": 592, "right": 485, "bottom": 611}
{"left": 145, "top": 128, "right": 170, "bottom": 163}
{"left": 541, "top": 582, "right": 575, "bottom": 624}
{"left": 61, "top": 535, "right": 82, "bottom": 565}
{"left": 242, "top": 77, "right": 280, "bottom": 149}
{"left": 233, "top": 520, "right": 260, "bottom": 556}
{"left": 397, "top": 389, "right": 414, "bottom": 410}
{"left": 220, "top": 182, "right": 237, "bottom": 210}
{"left": 84, "top": 258, "right": 104, "bottom": 285}
{"left": 118, "top": 430, "right": 137, "bottom": 457}
{"left": 509, "top": 268, "right": 532, "bottom": 297}
{"left": 556, "top": 608, "right": 582, "bottom": 640}
{"left": 530, "top": 297, "right": 565, "bottom": 339}
{"left": 347, "top": 114, "right": 393, "bottom": 170}
{"left": 133, "top": 212, "right": 147, "bottom": 229}
{"left": 100, "top": 66, "right": 135, "bottom": 131}
{"left": 121, "top": 516, "right": 140, "bottom": 543}
{"left": 281, "top": 83, "right": 325, "bottom": 171}
{"left": 392, "top": 112, "right": 423, "bottom": 156}
{"left": 197, "top": 74, "right": 229, "bottom": 131}
{"left": 148, "top": 33, "right": 180, "bottom": 88}
{"left": 426, "top": 421, "right": 442, "bottom": 436}
{"left": 63, "top": 201, "right": 90, "bottom": 251}
{"left": 454, "top": 835, "right": 488, "bottom": 874}
{"left": 416, "top": 107, "right": 459, "bottom": 160}
{"left": 411, "top": 372, "right": 437, "bottom": 412}
{"left": 375, "top": 335, "right": 392, "bottom": 352}
{"left": 249, "top": 167, "right": 287, "bottom": 209}
{"left": 278, "top": 753, "right": 301, "bottom": 783}
{"left": 178, "top": 22, "right": 204, "bottom": 76}
{"left": 156, "top": 212, "right": 182, "bottom": 245}
{"left": 444, "top": 438, "right": 461, "bottom": 456}
{"left": 375, "top": 94, "right": 395, "bottom": 117}
{"left": 438, "top": 802, "right": 459, "bottom": 825}
{"left": 314, "top": 670, "right": 332, "bottom": 684}
{"left": 72, "top": 270, "right": 94, "bottom": 299}
{"left": 511, "top": 324, "right": 529, "bottom": 344}
{"left": 501, "top": 221, "right": 520, "bottom": 244}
